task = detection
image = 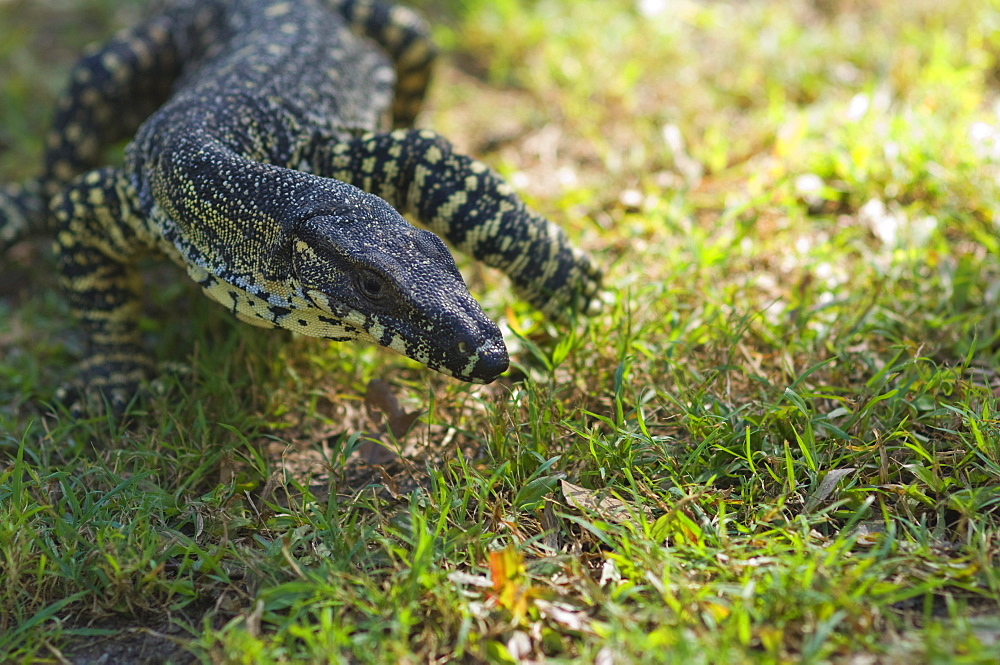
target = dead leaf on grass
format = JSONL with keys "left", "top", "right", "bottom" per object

{"left": 507, "top": 630, "right": 532, "bottom": 660}
{"left": 560, "top": 480, "right": 648, "bottom": 523}
{"left": 447, "top": 570, "right": 493, "bottom": 588}
{"left": 596, "top": 647, "right": 615, "bottom": 665}
{"left": 364, "top": 379, "right": 422, "bottom": 438}
{"left": 849, "top": 519, "right": 886, "bottom": 547}
{"left": 218, "top": 450, "right": 237, "bottom": 485}
{"left": 360, "top": 379, "right": 423, "bottom": 463}
{"left": 534, "top": 598, "right": 591, "bottom": 632}
{"left": 355, "top": 436, "right": 398, "bottom": 465}
{"left": 245, "top": 599, "right": 264, "bottom": 638}
{"left": 489, "top": 546, "right": 533, "bottom": 620}
{"left": 804, "top": 467, "right": 856, "bottom": 512}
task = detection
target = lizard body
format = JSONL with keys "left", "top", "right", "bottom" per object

{"left": 0, "top": 0, "right": 601, "bottom": 408}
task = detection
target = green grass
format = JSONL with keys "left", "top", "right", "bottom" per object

{"left": 3, "top": 0, "right": 1000, "bottom": 662}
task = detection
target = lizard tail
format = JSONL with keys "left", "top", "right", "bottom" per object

{"left": 0, "top": 178, "right": 48, "bottom": 252}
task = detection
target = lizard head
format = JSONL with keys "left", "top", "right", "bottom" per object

{"left": 290, "top": 189, "right": 509, "bottom": 383}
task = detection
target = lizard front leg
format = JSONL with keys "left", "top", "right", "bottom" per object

{"left": 311, "top": 129, "right": 603, "bottom": 320}
{"left": 2, "top": 9, "right": 196, "bottom": 253}
{"left": 0, "top": 180, "right": 46, "bottom": 252}
{"left": 52, "top": 168, "right": 153, "bottom": 412}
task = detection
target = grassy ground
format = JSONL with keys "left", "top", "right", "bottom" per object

{"left": 3, "top": 0, "right": 1000, "bottom": 662}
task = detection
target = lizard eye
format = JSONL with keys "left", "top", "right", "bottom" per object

{"left": 357, "top": 270, "right": 388, "bottom": 302}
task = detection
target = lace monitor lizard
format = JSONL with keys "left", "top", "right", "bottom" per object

{"left": 0, "top": 0, "right": 601, "bottom": 410}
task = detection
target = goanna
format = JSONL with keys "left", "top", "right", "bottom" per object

{"left": 0, "top": 0, "right": 601, "bottom": 409}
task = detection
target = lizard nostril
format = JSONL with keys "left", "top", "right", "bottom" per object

{"left": 471, "top": 338, "right": 509, "bottom": 383}
{"left": 455, "top": 340, "right": 470, "bottom": 354}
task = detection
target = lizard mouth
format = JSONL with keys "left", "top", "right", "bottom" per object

{"left": 408, "top": 324, "right": 508, "bottom": 384}
{"left": 463, "top": 337, "right": 509, "bottom": 384}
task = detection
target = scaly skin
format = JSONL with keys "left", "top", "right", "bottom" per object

{"left": 0, "top": 0, "right": 602, "bottom": 410}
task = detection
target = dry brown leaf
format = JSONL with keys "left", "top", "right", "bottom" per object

{"left": 218, "top": 451, "right": 237, "bottom": 485}
{"left": 355, "top": 437, "right": 400, "bottom": 465}
{"left": 446, "top": 571, "right": 493, "bottom": 588}
{"left": 560, "top": 480, "right": 647, "bottom": 523}
{"left": 535, "top": 598, "right": 591, "bottom": 632}
{"left": 360, "top": 379, "right": 424, "bottom": 463}
{"left": 805, "top": 467, "right": 856, "bottom": 511}
{"left": 364, "top": 378, "right": 422, "bottom": 439}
